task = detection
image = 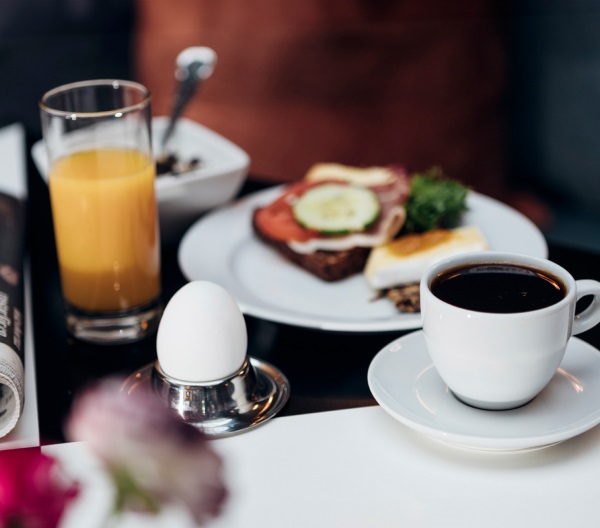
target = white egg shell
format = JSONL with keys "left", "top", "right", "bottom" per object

{"left": 156, "top": 281, "right": 247, "bottom": 382}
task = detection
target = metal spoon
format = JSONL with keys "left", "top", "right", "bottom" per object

{"left": 160, "top": 46, "right": 217, "bottom": 151}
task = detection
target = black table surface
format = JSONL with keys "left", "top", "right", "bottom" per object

{"left": 27, "top": 168, "right": 600, "bottom": 445}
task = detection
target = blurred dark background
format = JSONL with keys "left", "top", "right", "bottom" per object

{"left": 509, "top": 0, "right": 600, "bottom": 254}
{"left": 2, "top": 0, "right": 600, "bottom": 254}
{"left": 0, "top": 0, "right": 134, "bottom": 138}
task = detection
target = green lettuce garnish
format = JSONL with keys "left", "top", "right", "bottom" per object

{"left": 403, "top": 167, "right": 469, "bottom": 233}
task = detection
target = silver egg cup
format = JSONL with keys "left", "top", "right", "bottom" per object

{"left": 123, "top": 356, "right": 290, "bottom": 438}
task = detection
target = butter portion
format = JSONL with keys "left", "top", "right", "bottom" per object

{"left": 364, "top": 225, "right": 488, "bottom": 289}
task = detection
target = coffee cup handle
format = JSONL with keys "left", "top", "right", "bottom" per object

{"left": 573, "top": 279, "right": 600, "bottom": 335}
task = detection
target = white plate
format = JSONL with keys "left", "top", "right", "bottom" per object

{"left": 368, "top": 330, "right": 600, "bottom": 451}
{"left": 178, "top": 186, "right": 548, "bottom": 332}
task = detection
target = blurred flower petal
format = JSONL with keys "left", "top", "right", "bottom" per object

{"left": 65, "top": 377, "right": 227, "bottom": 525}
{"left": 0, "top": 447, "right": 79, "bottom": 528}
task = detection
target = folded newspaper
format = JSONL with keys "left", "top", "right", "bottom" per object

{"left": 0, "top": 188, "right": 25, "bottom": 438}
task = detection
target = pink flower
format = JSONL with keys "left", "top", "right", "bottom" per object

{"left": 64, "top": 377, "right": 227, "bottom": 526}
{"left": 0, "top": 447, "right": 79, "bottom": 528}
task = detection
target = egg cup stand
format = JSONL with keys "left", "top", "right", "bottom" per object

{"left": 123, "top": 356, "right": 290, "bottom": 438}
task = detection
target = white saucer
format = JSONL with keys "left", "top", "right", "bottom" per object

{"left": 368, "top": 330, "right": 600, "bottom": 452}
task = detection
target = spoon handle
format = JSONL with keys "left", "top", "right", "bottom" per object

{"left": 160, "top": 47, "right": 217, "bottom": 151}
{"left": 160, "top": 62, "right": 203, "bottom": 149}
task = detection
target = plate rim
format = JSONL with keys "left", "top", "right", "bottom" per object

{"left": 178, "top": 185, "right": 548, "bottom": 333}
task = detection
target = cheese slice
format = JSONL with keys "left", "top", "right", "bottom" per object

{"left": 364, "top": 225, "right": 489, "bottom": 289}
{"left": 304, "top": 163, "right": 399, "bottom": 186}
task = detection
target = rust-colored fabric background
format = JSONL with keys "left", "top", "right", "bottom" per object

{"left": 136, "top": 0, "right": 510, "bottom": 201}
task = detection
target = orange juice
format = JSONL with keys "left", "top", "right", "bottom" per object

{"left": 49, "top": 148, "right": 160, "bottom": 313}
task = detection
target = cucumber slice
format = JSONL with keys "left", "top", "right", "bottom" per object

{"left": 292, "top": 183, "right": 381, "bottom": 234}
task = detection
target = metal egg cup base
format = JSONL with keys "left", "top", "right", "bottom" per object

{"left": 124, "top": 356, "right": 290, "bottom": 438}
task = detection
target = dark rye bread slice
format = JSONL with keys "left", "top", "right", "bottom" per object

{"left": 252, "top": 209, "right": 370, "bottom": 281}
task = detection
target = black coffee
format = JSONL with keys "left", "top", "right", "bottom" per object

{"left": 431, "top": 263, "right": 566, "bottom": 313}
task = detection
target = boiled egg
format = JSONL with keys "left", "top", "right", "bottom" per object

{"left": 156, "top": 281, "right": 247, "bottom": 382}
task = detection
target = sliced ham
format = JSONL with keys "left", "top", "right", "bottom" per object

{"left": 253, "top": 168, "right": 410, "bottom": 254}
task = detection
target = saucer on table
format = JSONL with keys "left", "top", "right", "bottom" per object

{"left": 368, "top": 330, "right": 600, "bottom": 452}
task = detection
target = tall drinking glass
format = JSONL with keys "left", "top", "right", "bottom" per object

{"left": 40, "top": 80, "right": 162, "bottom": 343}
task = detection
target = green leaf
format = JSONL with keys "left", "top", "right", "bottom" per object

{"left": 403, "top": 167, "right": 468, "bottom": 233}
{"left": 110, "top": 466, "right": 161, "bottom": 517}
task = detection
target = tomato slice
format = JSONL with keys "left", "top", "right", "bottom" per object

{"left": 254, "top": 171, "right": 410, "bottom": 244}
{"left": 254, "top": 181, "right": 324, "bottom": 243}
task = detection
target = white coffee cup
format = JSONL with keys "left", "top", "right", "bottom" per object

{"left": 420, "top": 251, "right": 600, "bottom": 410}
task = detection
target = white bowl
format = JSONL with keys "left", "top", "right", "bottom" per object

{"left": 31, "top": 116, "right": 250, "bottom": 245}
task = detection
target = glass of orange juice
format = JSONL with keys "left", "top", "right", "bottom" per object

{"left": 39, "top": 80, "right": 162, "bottom": 343}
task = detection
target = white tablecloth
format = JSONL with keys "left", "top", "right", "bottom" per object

{"left": 45, "top": 404, "right": 600, "bottom": 527}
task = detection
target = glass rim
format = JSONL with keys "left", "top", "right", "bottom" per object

{"left": 39, "top": 79, "right": 151, "bottom": 118}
